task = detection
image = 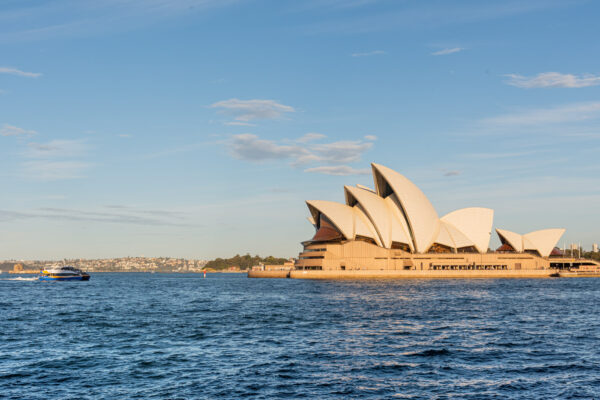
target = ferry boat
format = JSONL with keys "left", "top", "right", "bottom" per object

{"left": 39, "top": 265, "right": 90, "bottom": 281}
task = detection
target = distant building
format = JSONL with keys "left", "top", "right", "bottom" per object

{"left": 264, "top": 260, "right": 295, "bottom": 271}
{"left": 9, "top": 263, "right": 38, "bottom": 274}
{"left": 594, "top": 244, "right": 599, "bottom": 253}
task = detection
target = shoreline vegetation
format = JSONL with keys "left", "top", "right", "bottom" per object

{"left": 0, "top": 254, "right": 289, "bottom": 274}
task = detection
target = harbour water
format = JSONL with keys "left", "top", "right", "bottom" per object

{"left": 1, "top": 273, "right": 599, "bottom": 399}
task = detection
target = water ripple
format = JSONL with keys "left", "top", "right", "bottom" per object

{"left": 1, "top": 274, "right": 600, "bottom": 399}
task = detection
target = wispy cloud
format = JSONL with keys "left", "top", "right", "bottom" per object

{"left": 480, "top": 102, "right": 600, "bottom": 127}
{"left": 431, "top": 47, "right": 464, "bottom": 56}
{"left": 465, "top": 150, "right": 540, "bottom": 159}
{"left": 0, "top": 124, "right": 37, "bottom": 137}
{"left": 0, "top": 67, "right": 42, "bottom": 78}
{"left": 210, "top": 98, "right": 295, "bottom": 122}
{"left": 505, "top": 72, "right": 600, "bottom": 88}
{"left": 224, "top": 121, "right": 256, "bottom": 127}
{"left": 309, "top": 140, "right": 373, "bottom": 164}
{"left": 304, "top": 165, "right": 370, "bottom": 176}
{"left": 25, "top": 140, "right": 87, "bottom": 158}
{"left": 297, "top": 132, "right": 326, "bottom": 142}
{"left": 351, "top": 50, "right": 386, "bottom": 57}
{"left": 21, "top": 161, "right": 90, "bottom": 181}
{"left": 227, "top": 133, "right": 373, "bottom": 174}
{"left": 229, "top": 134, "right": 307, "bottom": 161}
{"left": 364, "top": 134, "right": 377, "bottom": 141}
{"left": 21, "top": 139, "right": 90, "bottom": 180}
{"left": 304, "top": 1, "right": 569, "bottom": 34}
{"left": 443, "top": 170, "right": 461, "bottom": 177}
{"left": 0, "top": 206, "right": 191, "bottom": 227}
{"left": 0, "top": 0, "right": 240, "bottom": 42}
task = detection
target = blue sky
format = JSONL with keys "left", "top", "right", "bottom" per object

{"left": 1, "top": 0, "right": 599, "bottom": 260}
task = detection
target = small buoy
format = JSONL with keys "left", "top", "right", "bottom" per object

{"left": 203, "top": 270, "right": 206, "bottom": 278}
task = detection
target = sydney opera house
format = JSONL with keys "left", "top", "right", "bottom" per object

{"left": 279, "top": 163, "right": 599, "bottom": 278}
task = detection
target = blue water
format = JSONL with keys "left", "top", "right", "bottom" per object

{"left": 1, "top": 274, "right": 600, "bottom": 399}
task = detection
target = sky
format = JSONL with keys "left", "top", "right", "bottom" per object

{"left": 1, "top": 0, "right": 599, "bottom": 260}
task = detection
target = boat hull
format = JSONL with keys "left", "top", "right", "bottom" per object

{"left": 39, "top": 274, "right": 90, "bottom": 281}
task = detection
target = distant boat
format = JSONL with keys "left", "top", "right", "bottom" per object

{"left": 39, "top": 265, "right": 90, "bottom": 281}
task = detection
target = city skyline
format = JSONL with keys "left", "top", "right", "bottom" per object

{"left": 1, "top": 0, "right": 599, "bottom": 259}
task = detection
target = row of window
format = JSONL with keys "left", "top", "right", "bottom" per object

{"left": 430, "top": 265, "right": 508, "bottom": 270}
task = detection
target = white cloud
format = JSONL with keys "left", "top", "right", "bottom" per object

{"left": 224, "top": 121, "right": 256, "bottom": 127}
{"left": 229, "top": 134, "right": 308, "bottom": 161}
{"left": 304, "top": 165, "right": 371, "bottom": 176}
{"left": 297, "top": 132, "right": 326, "bottom": 142}
{"left": 0, "top": 124, "right": 37, "bottom": 136}
{"left": 228, "top": 134, "right": 373, "bottom": 174}
{"left": 310, "top": 140, "right": 373, "bottom": 164}
{"left": 351, "top": 50, "right": 386, "bottom": 57}
{"left": 431, "top": 47, "right": 464, "bottom": 56}
{"left": 210, "top": 98, "right": 295, "bottom": 122}
{"left": 364, "top": 134, "right": 377, "bottom": 141}
{"left": 505, "top": 72, "right": 600, "bottom": 88}
{"left": 0, "top": 67, "right": 42, "bottom": 78}
{"left": 480, "top": 102, "right": 600, "bottom": 127}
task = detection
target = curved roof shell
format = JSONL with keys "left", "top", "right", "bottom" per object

{"left": 441, "top": 208, "right": 494, "bottom": 253}
{"left": 345, "top": 185, "right": 411, "bottom": 249}
{"left": 304, "top": 163, "right": 565, "bottom": 257}
{"left": 523, "top": 229, "right": 565, "bottom": 257}
{"left": 496, "top": 228, "right": 524, "bottom": 252}
{"left": 371, "top": 163, "right": 440, "bottom": 253}
{"left": 496, "top": 228, "right": 565, "bottom": 257}
{"left": 306, "top": 200, "right": 381, "bottom": 245}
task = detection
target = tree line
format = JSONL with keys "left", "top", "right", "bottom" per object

{"left": 204, "top": 254, "right": 288, "bottom": 270}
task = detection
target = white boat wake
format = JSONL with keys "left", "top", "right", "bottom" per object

{"left": 1, "top": 276, "right": 38, "bottom": 281}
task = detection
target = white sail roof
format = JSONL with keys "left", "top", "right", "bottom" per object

{"left": 384, "top": 195, "right": 414, "bottom": 250}
{"left": 306, "top": 200, "right": 380, "bottom": 245}
{"left": 433, "top": 221, "right": 475, "bottom": 250}
{"left": 441, "top": 208, "right": 494, "bottom": 253}
{"left": 443, "top": 221, "right": 475, "bottom": 249}
{"left": 345, "top": 185, "right": 410, "bottom": 248}
{"left": 523, "top": 229, "right": 565, "bottom": 257}
{"left": 496, "top": 228, "right": 524, "bottom": 252}
{"left": 352, "top": 205, "right": 382, "bottom": 246}
{"left": 371, "top": 163, "right": 440, "bottom": 253}
{"left": 307, "top": 200, "right": 355, "bottom": 240}
{"left": 434, "top": 223, "right": 455, "bottom": 248}
{"left": 305, "top": 163, "right": 566, "bottom": 257}
{"left": 496, "top": 228, "right": 565, "bottom": 257}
